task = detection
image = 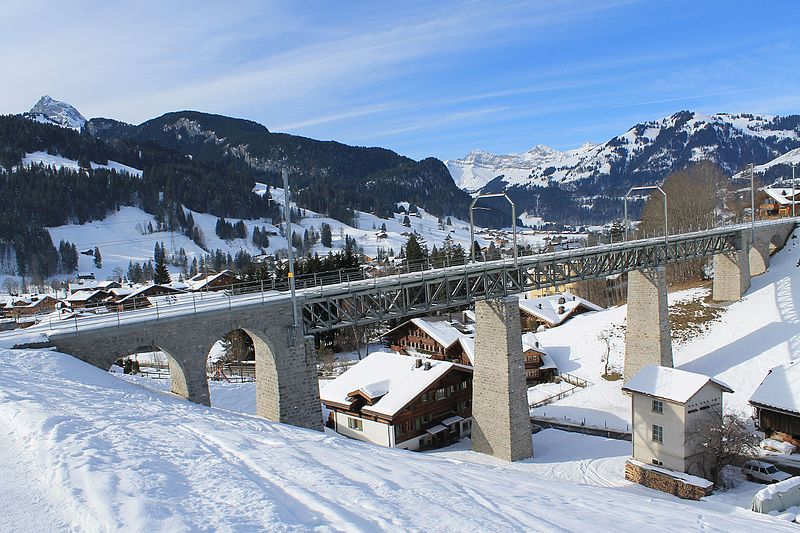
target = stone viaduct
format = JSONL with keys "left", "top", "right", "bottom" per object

{"left": 623, "top": 222, "right": 796, "bottom": 382}
{"left": 47, "top": 299, "right": 323, "bottom": 431}
{"left": 12, "top": 219, "right": 796, "bottom": 462}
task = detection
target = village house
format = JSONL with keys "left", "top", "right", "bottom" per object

{"left": 750, "top": 360, "right": 800, "bottom": 448}
{"left": 521, "top": 332, "right": 557, "bottom": 385}
{"left": 185, "top": 270, "right": 239, "bottom": 292}
{"left": 68, "top": 279, "right": 121, "bottom": 294}
{"left": 1, "top": 294, "right": 60, "bottom": 319}
{"left": 107, "top": 284, "right": 186, "bottom": 311}
{"left": 518, "top": 292, "right": 602, "bottom": 332}
{"left": 320, "top": 351, "right": 473, "bottom": 450}
{"left": 384, "top": 317, "right": 474, "bottom": 366}
{"left": 623, "top": 365, "right": 733, "bottom": 480}
{"left": 65, "top": 289, "right": 112, "bottom": 310}
{"left": 759, "top": 186, "right": 799, "bottom": 218}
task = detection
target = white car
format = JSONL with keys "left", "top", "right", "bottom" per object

{"left": 741, "top": 460, "right": 792, "bottom": 483}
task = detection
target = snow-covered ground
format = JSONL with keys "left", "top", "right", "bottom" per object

{"left": 0, "top": 349, "right": 791, "bottom": 532}
{"left": 531, "top": 231, "right": 800, "bottom": 431}
{"left": 22, "top": 151, "right": 143, "bottom": 177}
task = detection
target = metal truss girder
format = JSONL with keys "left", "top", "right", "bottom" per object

{"left": 301, "top": 228, "right": 754, "bottom": 332}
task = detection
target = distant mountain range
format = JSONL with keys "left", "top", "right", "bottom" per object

{"left": 447, "top": 111, "right": 800, "bottom": 223}
{"left": 10, "top": 97, "right": 800, "bottom": 226}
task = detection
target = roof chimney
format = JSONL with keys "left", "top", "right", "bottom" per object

{"left": 538, "top": 303, "right": 543, "bottom": 309}
{"left": 558, "top": 305, "right": 565, "bottom": 314}
{"left": 415, "top": 358, "right": 423, "bottom": 368}
{"left": 558, "top": 296, "right": 566, "bottom": 305}
{"left": 423, "top": 361, "right": 432, "bottom": 371}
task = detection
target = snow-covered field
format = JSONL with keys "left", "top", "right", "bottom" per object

{"left": 0, "top": 349, "right": 791, "bottom": 532}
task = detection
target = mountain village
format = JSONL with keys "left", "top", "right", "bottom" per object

{"left": 4, "top": 4, "right": 800, "bottom": 530}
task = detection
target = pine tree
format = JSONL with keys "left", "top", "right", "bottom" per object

{"left": 402, "top": 215, "right": 411, "bottom": 227}
{"left": 404, "top": 234, "right": 428, "bottom": 271}
{"left": 93, "top": 247, "right": 102, "bottom": 268}
{"left": 321, "top": 223, "right": 332, "bottom": 248}
{"left": 153, "top": 242, "right": 171, "bottom": 284}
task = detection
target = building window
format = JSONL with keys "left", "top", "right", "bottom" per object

{"left": 652, "top": 424, "right": 663, "bottom": 444}
{"left": 348, "top": 417, "right": 364, "bottom": 431}
{"left": 652, "top": 399, "right": 663, "bottom": 414}
{"left": 435, "top": 388, "right": 447, "bottom": 401}
{"left": 651, "top": 458, "right": 663, "bottom": 466}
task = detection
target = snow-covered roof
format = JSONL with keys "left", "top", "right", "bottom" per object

{"left": 623, "top": 365, "right": 733, "bottom": 403}
{"left": 65, "top": 290, "right": 107, "bottom": 303}
{"left": 521, "top": 332, "right": 547, "bottom": 354}
{"left": 186, "top": 270, "right": 235, "bottom": 290}
{"left": 750, "top": 360, "right": 800, "bottom": 414}
{"left": 386, "top": 317, "right": 475, "bottom": 360}
{"left": 763, "top": 187, "right": 800, "bottom": 206}
{"left": 540, "top": 354, "right": 557, "bottom": 371}
{"left": 410, "top": 318, "right": 462, "bottom": 347}
{"left": 320, "top": 352, "right": 468, "bottom": 418}
{"left": 518, "top": 292, "right": 602, "bottom": 326}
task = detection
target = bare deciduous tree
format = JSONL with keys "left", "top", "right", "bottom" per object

{"left": 689, "top": 409, "right": 759, "bottom": 484}
{"left": 640, "top": 161, "right": 728, "bottom": 283}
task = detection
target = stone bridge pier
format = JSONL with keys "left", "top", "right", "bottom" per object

{"left": 624, "top": 267, "right": 673, "bottom": 383}
{"left": 46, "top": 300, "right": 322, "bottom": 431}
{"left": 713, "top": 224, "right": 795, "bottom": 301}
{"left": 471, "top": 296, "right": 534, "bottom": 462}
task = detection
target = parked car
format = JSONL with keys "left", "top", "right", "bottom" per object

{"left": 741, "top": 460, "right": 792, "bottom": 483}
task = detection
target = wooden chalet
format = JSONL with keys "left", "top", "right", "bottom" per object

{"left": 518, "top": 292, "right": 602, "bottom": 331}
{"left": 521, "top": 333, "right": 558, "bottom": 385}
{"left": 750, "top": 360, "right": 800, "bottom": 448}
{"left": 108, "top": 284, "right": 186, "bottom": 311}
{"left": 2, "top": 295, "right": 59, "bottom": 319}
{"left": 384, "top": 317, "right": 474, "bottom": 366}
{"left": 68, "top": 279, "right": 121, "bottom": 294}
{"left": 186, "top": 270, "right": 239, "bottom": 292}
{"left": 760, "top": 187, "right": 799, "bottom": 219}
{"left": 320, "top": 352, "right": 473, "bottom": 450}
{"left": 65, "top": 289, "right": 111, "bottom": 310}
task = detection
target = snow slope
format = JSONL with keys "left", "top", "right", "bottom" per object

{"left": 0, "top": 349, "right": 790, "bottom": 532}
{"left": 739, "top": 147, "right": 800, "bottom": 178}
{"left": 531, "top": 230, "right": 800, "bottom": 430}
{"left": 44, "top": 206, "right": 286, "bottom": 282}
{"left": 22, "top": 151, "right": 143, "bottom": 177}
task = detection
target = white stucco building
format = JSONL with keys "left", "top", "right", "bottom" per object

{"left": 623, "top": 365, "right": 733, "bottom": 479}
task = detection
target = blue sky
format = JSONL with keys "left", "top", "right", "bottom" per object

{"left": 2, "top": 1, "right": 799, "bottom": 160}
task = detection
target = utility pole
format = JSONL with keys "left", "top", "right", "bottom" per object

{"left": 793, "top": 163, "right": 797, "bottom": 218}
{"left": 282, "top": 168, "right": 299, "bottom": 345}
{"left": 750, "top": 162, "right": 755, "bottom": 239}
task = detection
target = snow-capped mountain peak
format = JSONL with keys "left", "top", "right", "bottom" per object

{"left": 446, "top": 110, "right": 800, "bottom": 198}
{"left": 27, "top": 95, "right": 86, "bottom": 130}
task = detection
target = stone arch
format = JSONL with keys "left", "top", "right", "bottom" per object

{"left": 748, "top": 242, "right": 770, "bottom": 276}
{"left": 241, "top": 327, "right": 283, "bottom": 423}
{"left": 49, "top": 328, "right": 213, "bottom": 407}
{"left": 769, "top": 232, "right": 787, "bottom": 254}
